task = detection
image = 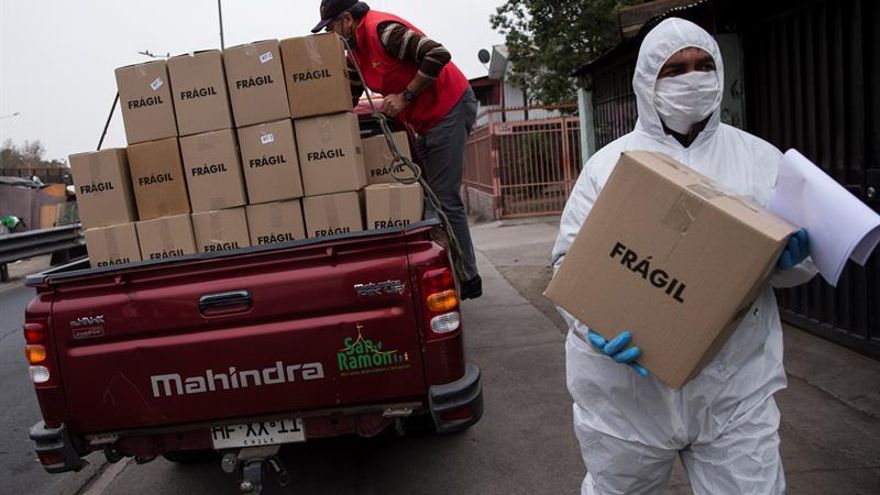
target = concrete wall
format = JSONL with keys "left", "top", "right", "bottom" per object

{"left": 466, "top": 188, "right": 497, "bottom": 221}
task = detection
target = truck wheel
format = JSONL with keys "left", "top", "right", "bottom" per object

{"left": 162, "top": 449, "right": 218, "bottom": 464}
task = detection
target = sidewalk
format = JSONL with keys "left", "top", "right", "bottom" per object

{"left": 470, "top": 217, "right": 880, "bottom": 494}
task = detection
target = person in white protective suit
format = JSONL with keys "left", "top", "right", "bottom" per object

{"left": 552, "top": 18, "right": 818, "bottom": 495}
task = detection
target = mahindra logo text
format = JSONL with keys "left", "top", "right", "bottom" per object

{"left": 354, "top": 280, "right": 406, "bottom": 297}
{"left": 70, "top": 315, "right": 105, "bottom": 328}
{"left": 150, "top": 360, "right": 325, "bottom": 398}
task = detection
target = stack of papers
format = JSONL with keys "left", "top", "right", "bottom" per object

{"left": 767, "top": 149, "right": 880, "bottom": 286}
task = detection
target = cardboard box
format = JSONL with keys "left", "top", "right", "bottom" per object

{"left": 362, "top": 132, "right": 416, "bottom": 185}
{"left": 238, "top": 119, "right": 303, "bottom": 204}
{"left": 85, "top": 223, "right": 142, "bottom": 268}
{"left": 136, "top": 214, "right": 198, "bottom": 261}
{"left": 191, "top": 208, "right": 252, "bottom": 253}
{"left": 544, "top": 151, "right": 796, "bottom": 389}
{"left": 280, "top": 34, "right": 351, "bottom": 118}
{"left": 127, "top": 137, "right": 191, "bottom": 220}
{"left": 246, "top": 200, "right": 306, "bottom": 246}
{"left": 68, "top": 149, "right": 138, "bottom": 229}
{"left": 224, "top": 40, "right": 290, "bottom": 127}
{"left": 180, "top": 129, "right": 248, "bottom": 212}
{"left": 295, "top": 112, "right": 366, "bottom": 196}
{"left": 303, "top": 192, "right": 364, "bottom": 238}
{"left": 168, "top": 50, "right": 233, "bottom": 136}
{"left": 115, "top": 61, "right": 178, "bottom": 144}
{"left": 365, "top": 183, "right": 423, "bottom": 230}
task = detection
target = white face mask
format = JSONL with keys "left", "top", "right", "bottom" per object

{"left": 653, "top": 71, "right": 721, "bottom": 135}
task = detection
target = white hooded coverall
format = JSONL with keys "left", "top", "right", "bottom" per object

{"left": 552, "top": 18, "right": 817, "bottom": 495}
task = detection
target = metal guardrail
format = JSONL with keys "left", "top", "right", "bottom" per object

{"left": 0, "top": 224, "right": 84, "bottom": 282}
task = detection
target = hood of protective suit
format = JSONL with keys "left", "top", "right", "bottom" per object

{"left": 633, "top": 18, "right": 724, "bottom": 143}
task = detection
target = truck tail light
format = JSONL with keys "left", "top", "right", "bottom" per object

{"left": 26, "top": 345, "right": 47, "bottom": 364}
{"left": 23, "top": 322, "right": 56, "bottom": 387}
{"left": 30, "top": 366, "right": 52, "bottom": 384}
{"left": 25, "top": 323, "right": 44, "bottom": 343}
{"left": 430, "top": 312, "right": 460, "bottom": 334}
{"left": 427, "top": 290, "right": 458, "bottom": 312}
{"left": 420, "top": 267, "right": 461, "bottom": 340}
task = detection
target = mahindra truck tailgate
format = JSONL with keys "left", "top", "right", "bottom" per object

{"left": 43, "top": 229, "right": 432, "bottom": 434}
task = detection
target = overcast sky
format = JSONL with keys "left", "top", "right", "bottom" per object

{"left": 0, "top": 0, "right": 506, "bottom": 162}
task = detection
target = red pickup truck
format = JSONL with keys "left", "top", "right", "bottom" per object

{"left": 22, "top": 119, "right": 482, "bottom": 492}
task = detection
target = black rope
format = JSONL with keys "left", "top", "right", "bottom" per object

{"left": 97, "top": 92, "right": 120, "bottom": 151}
{"left": 340, "top": 36, "right": 469, "bottom": 282}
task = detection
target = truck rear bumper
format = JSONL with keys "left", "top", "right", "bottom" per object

{"left": 30, "top": 421, "right": 87, "bottom": 474}
{"left": 428, "top": 363, "right": 483, "bottom": 434}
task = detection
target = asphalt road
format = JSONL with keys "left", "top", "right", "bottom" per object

{"left": 0, "top": 284, "right": 62, "bottom": 495}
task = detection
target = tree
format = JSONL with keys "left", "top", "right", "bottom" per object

{"left": 21, "top": 140, "right": 46, "bottom": 163}
{"left": 491, "top": 0, "right": 642, "bottom": 105}
{"left": 1, "top": 140, "right": 69, "bottom": 183}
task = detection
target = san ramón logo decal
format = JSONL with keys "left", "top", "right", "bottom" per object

{"left": 337, "top": 324, "right": 411, "bottom": 376}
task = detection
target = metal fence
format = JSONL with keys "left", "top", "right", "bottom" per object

{"left": 463, "top": 105, "right": 582, "bottom": 219}
{"left": 0, "top": 224, "right": 84, "bottom": 282}
{"left": 593, "top": 67, "right": 638, "bottom": 149}
{"left": 743, "top": 0, "right": 880, "bottom": 358}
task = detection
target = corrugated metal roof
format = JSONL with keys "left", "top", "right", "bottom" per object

{"left": 575, "top": 0, "right": 715, "bottom": 77}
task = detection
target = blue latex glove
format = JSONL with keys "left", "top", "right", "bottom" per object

{"left": 587, "top": 330, "right": 649, "bottom": 377}
{"left": 778, "top": 228, "right": 810, "bottom": 271}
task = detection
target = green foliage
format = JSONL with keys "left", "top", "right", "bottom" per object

{"left": 490, "top": 0, "right": 642, "bottom": 105}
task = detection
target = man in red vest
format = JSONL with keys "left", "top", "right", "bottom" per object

{"left": 312, "top": 0, "right": 482, "bottom": 300}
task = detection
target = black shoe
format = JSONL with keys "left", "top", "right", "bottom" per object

{"left": 460, "top": 276, "right": 482, "bottom": 300}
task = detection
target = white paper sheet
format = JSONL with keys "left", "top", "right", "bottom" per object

{"left": 767, "top": 149, "right": 880, "bottom": 286}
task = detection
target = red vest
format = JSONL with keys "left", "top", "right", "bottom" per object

{"left": 352, "top": 10, "right": 469, "bottom": 134}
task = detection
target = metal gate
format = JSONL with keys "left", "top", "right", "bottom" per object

{"left": 463, "top": 106, "right": 581, "bottom": 219}
{"left": 593, "top": 67, "right": 638, "bottom": 150}
{"left": 743, "top": 0, "right": 880, "bottom": 357}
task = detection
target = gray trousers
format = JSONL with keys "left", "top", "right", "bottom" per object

{"left": 415, "top": 87, "right": 479, "bottom": 280}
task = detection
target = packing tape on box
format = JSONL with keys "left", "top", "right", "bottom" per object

{"left": 390, "top": 186, "right": 402, "bottom": 221}
{"left": 318, "top": 118, "right": 333, "bottom": 146}
{"left": 305, "top": 36, "right": 324, "bottom": 66}
{"left": 136, "top": 64, "right": 147, "bottom": 78}
{"left": 211, "top": 212, "right": 223, "bottom": 246}
{"left": 106, "top": 229, "right": 120, "bottom": 260}
{"left": 198, "top": 135, "right": 216, "bottom": 151}
{"left": 727, "top": 194, "right": 763, "bottom": 214}
{"left": 210, "top": 197, "right": 227, "bottom": 210}
{"left": 686, "top": 183, "right": 725, "bottom": 201}
{"left": 324, "top": 196, "right": 340, "bottom": 230}
{"left": 271, "top": 204, "right": 284, "bottom": 229}
{"left": 662, "top": 193, "right": 704, "bottom": 233}
{"left": 160, "top": 218, "right": 174, "bottom": 249}
{"left": 87, "top": 153, "right": 103, "bottom": 184}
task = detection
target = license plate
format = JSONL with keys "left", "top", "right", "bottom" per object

{"left": 211, "top": 418, "right": 305, "bottom": 450}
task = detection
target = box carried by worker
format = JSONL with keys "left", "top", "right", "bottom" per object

{"left": 545, "top": 151, "right": 797, "bottom": 389}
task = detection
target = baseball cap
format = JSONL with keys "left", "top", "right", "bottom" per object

{"left": 311, "top": 0, "right": 358, "bottom": 33}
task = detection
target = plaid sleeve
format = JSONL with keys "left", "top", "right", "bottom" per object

{"left": 377, "top": 21, "right": 451, "bottom": 80}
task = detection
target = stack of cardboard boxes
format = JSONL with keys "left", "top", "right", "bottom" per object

{"left": 70, "top": 33, "right": 424, "bottom": 268}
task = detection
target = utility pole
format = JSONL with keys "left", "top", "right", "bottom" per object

{"left": 218, "top": 0, "right": 225, "bottom": 50}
